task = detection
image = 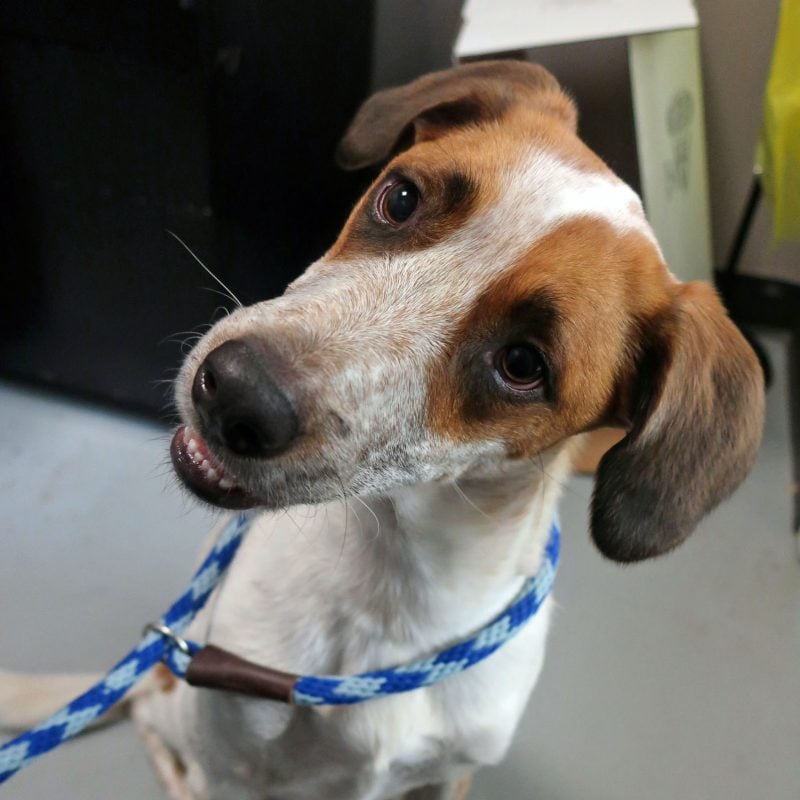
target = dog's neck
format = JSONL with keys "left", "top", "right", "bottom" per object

{"left": 338, "top": 445, "right": 573, "bottom": 644}
{"left": 209, "top": 445, "right": 573, "bottom": 671}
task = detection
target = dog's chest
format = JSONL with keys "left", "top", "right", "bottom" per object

{"left": 172, "top": 510, "right": 555, "bottom": 798}
{"left": 194, "top": 638, "right": 542, "bottom": 800}
{"left": 182, "top": 604, "right": 551, "bottom": 800}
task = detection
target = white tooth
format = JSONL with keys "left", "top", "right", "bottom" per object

{"left": 206, "top": 468, "right": 219, "bottom": 482}
{"left": 219, "top": 478, "right": 233, "bottom": 490}
{"left": 201, "top": 459, "right": 210, "bottom": 471}
{"left": 188, "top": 438, "right": 198, "bottom": 454}
{"left": 183, "top": 428, "right": 190, "bottom": 445}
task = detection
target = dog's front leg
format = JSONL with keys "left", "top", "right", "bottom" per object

{"left": 138, "top": 724, "right": 194, "bottom": 800}
{"left": 400, "top": 776, "right": 472, "bottom": 800}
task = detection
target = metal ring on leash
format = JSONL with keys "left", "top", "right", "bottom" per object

{"left": 143, "top": 622, "right": 191, "bottom": 655}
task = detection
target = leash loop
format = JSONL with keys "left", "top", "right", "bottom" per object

{"left": 143, "top": 623, "right": 191, "bottom": 655}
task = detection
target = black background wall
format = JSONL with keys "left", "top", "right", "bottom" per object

{"left": 0, "top": 1, "right": 373, "bottom": 417}
{"left": 0, "top": 0, "right": 643, "bottom": 420}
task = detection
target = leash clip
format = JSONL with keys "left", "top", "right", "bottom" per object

{"left": 143, "top": 622, "right": 191, "bottom": 655}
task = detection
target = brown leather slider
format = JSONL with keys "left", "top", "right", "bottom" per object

{"left": 185, "top": 645, "right": 299, "bottom": 704}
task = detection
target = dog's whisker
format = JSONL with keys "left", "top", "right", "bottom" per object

{"left": 158, "top": 330, "right": 206, "bottom": 350}
{"left": 201, "top": 287, "right": 239, "bottom": 310}
{"left": 348, "top": 499, "right": 364, "bottom": 535}
{"left": 352, "top": 495, "right": 381, "bottom": 539}
{"left": 161, "top": 329, "right": 204, "bottom": 341}
{"left": 451, "top": 479, "right": 493, "bottom": 521}
{"left": 210, "top": 304, "right": 233, "bottom": 320}
{"left": 167, "top": 229, "right": 244, "bottom": 308}
{"left": 150, "top": 464, "right": 177, "bottom": 482}
{"left": 284, "top": 509, "right": 312, "bottom": 543}
{"left": 334, "top": 472, "right": 350, "bottom": 568}
{"left": 321, "top": 503, "right": 331, "bottom": 543}
{"left": 144, "top": 431, "right": 172, "bottom": 444}
{"left": 535, "top": 453, "right": 549, "bottom": 532}
{"left": 348, "top": 497, "right": 376, "bottom": 542}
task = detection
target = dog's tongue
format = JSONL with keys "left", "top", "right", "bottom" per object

{"left": 170, "top": 425, "right": 258, "bottom": 509}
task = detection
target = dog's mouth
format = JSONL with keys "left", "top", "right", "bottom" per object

{"left": 170, "top": 425, "right": 259, "bottom": 509}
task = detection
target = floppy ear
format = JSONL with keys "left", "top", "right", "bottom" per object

{"left": 591, "top": 282, "right": 765, "bottom": 562}
{"left": 335, "top": 60, "right": 576, "bottom": 170}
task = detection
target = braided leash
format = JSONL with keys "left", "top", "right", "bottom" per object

{"left": 279, "top": 521, "right": 559, "bottom": 704}
{"left": 0, "top": 512, "right": 252, "bottom": 785}
{"left": 0, "top": 514, "right": 559, "bottom": 784}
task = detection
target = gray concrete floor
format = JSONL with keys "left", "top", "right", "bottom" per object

{"left": 1, "top": 335, "right": 798, "bottom": 799}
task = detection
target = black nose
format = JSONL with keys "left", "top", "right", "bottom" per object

{"left": 192, "top": 339, "right": 299, "bottom": 458}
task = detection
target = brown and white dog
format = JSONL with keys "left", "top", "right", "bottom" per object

{"left": 1, "top": 62, "right": 764, "bottom": 799}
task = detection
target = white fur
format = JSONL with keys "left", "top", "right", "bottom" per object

{"left": 133, "top": 450, "right": 572, "bottom": 800}
{"left": 140, "top": 146, "right": 658, "bottom": 799}
{"left": 1, "top": 132, "right": 661, "bottom": 798}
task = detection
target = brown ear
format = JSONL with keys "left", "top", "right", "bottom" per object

{"left": 335, "top": 60, "right": 576, "bottom": 170}
{"left": 591, "top": 283, "right": 765, "bottom": 562}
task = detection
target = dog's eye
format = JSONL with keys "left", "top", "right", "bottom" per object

{"left": 377, "top": 179, "right": 420, "bottom": 225}
{"left": 496, "top": 345, "right": 546, "bottom": 391}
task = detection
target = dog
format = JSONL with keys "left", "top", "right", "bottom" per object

{"left": 1, "top": 61, "right": 764, "bottom": 799}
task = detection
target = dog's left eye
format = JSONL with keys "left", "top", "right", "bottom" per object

{"left": 377, "top": 179, "right": 420, "bottom": 225}
{"left": 496, "top": 345, "right": 546, "bottom": 391}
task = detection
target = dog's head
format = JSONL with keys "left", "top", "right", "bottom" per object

{"left": 171, "top": 61, "right": 764, "bottom": 562}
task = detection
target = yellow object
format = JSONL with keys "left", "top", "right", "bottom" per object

{"left": 758, "top": 0, "right": 800, "bottom": 241}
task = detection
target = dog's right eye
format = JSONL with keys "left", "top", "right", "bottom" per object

{"left": 376, "top": 179, "right": 420, "bottom": 226}
{"left": 495, "top": 344, "right": 546, "bottom": 392}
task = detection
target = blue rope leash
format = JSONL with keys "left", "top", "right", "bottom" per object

{"left": 0, "top": 514, "right": 559, "bottom": 784}
{"left": 0, "top": 512, "right": 253, "bottom": 785}
{"left": 288, "top": 520, "right": 559, "bottom": 704}
{"left": 292, "top": 522, "right": 561, "bottom": 705}
{"left": 155, "top": 519, "right": 559, "bottom": 704}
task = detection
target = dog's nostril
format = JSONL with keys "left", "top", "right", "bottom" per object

{"left": 222, "top": 419, "right": 265, "bottom": 458}
{"left": 201, "top": 366, "right": 217, "bottom": 397}
{"left": 192, "top": 363, "right": 218, "bottom": 410}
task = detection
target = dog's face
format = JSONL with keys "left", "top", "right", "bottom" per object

{"left": 171, "top": 61, "right": 764, "bottom": 562}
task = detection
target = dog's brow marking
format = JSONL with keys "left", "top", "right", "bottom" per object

{"left": 167, "top": 230, "right": 244, "bottom": 308}
{"left": 357, "top": 150, "right": 661, "bottom": 332}
{"left": 488, "top": 148, "right": 659, "bottom": 254}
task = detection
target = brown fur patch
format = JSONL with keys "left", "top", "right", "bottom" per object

{"left": 426, "top": 217, "right": 673, "bottom": 457}
{"left": 328, "top": 60, "right": 610, "bottom": 266}
{"left": 154, "top": 663, "right": 178, "bottom": 693}
{"left": 335, "top": 60, "right": 576, "bottom": 171}
{"left": 328, "top": 101, "right": 611, "bottom": 266}
{"left": 326, "top": 142, "right": 487, "bottom": 261}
